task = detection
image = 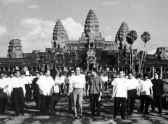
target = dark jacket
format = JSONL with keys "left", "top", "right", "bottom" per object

{"left": 152, "top": 79, "right": 164, "bottom": 96}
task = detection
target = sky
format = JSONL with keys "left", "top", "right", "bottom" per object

{"left": 0, "top": 0, "right": 168, "bottom": 57}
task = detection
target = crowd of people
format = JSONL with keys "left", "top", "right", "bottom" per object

{"left": 0, "top": 67, "right": 165, "bottom": 120}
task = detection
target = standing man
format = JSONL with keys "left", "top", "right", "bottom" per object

{"left": 24, "top": 71, "right": 32, "bottom": 101}
{"left": 67, "top": 70, "right": 75, "bottom": 111}
{"left": 11, "top": 71, "right": 26, "bottom": 116}
{"left": 36, "top": 70, "right": 54, "bottom": 115}
{"left": 127, "top": 71, "right": 139, "bottom": 115}
{"left": 151, "top": 72, "right": 164, "bottom": 114}
{"left": 0, "top": 73, "right": 8, "bottom": 114}
{"left": 69, "top": 67, "right": 86, "bottom": 118}
{"left": 50, "top": 72, "right": 62, "bottom": 114}
{"left": 111, "top": 70, "right": 129, "bottom": 120}
{"left": 139, "top": 74, "right": 153, "bottom": 114}
{"left": 32, "top": 72, "right": 41, "bottom": 109}
{"left": 88, "top": 68, "right": 102, "bottom": 116}
{"left": 85, "top": 72, "right": 91, "bottom": 96}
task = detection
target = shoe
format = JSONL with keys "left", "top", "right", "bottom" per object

{"left": 73, "top": 115, "right": 78, "bottom": 119}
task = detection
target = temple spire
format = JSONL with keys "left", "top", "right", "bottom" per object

{"left": 52, "top": 19, "right": 68, "bottom": 49}
{"left": 115, "top": 21, "right": 129, "bottom": 49}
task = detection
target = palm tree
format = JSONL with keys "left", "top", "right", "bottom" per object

{"left": 139, "top": 32, "right": 151, "bottom": 74}
{"left": 126, "top": 30, "right": 138, "bottom": 72}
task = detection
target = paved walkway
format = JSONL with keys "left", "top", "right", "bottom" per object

{"left": 1, "top": 89, "right": 168, "bottom": 124}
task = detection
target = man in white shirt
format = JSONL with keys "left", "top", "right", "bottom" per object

{"left": 69, "top": 67, "right": 86, "bottom": 119}
{"left": 67, "top": 70, "right": 75, "bottom": 111}
{"left": 36, "top": 70, "right": 55, "bottom": 115}
{"left": 60, "top": 73, "right": 65, "bottom": 96}
{"left": 139, "top": 74, "right": 153, "bottom": 114}
{"left": 127, "top": 71, "right": 139, "bottom": 115}
{"left": 50, "top": 72, "right": 62, "bottom": 114}
{"left": 111, "top": 70, "right": 129, "bottom": 120}
{"left": 11, "top": 70, "right": 26, "bottom": 116}
{"left": 24, "top": 71, "right": 32, "bottom": 101}
{"left": 0, "top": 73, "right": 8, "bottom": 114}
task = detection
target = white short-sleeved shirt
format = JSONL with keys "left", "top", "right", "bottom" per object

{"left": 139, "top": 79, "right": 153, "bottom": 95}
{"left": 53, "top": 76, "right": 62, "bottom": 93}
{"left": 127, "top": 77, "right": 139, "bottom": 90}
{"left": 112, "top": 78, "right": 129, "bottom": 98}
{"left": 11, "top": 77, "right": 26, "bottom": 96}
{"left": 36, "top": 76, "right": 55, "bottom": 96}
{"left": 70, "top": 74, "right": 86, "bottom": 89}
{"left": 0, "top": 78, "right": 9, "bottom": 95}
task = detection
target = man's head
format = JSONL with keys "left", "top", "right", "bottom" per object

{"left": 119, "top": 70, "right": 124, "bottom": 78}
{"left": 16, "top": 70, "right": 20, "bottom": 78}
{"left": 154, "top": 72, "right": 159, "bottom": 79}
{"left": 40, "top": 71, "right": 43, "bottom": 76}
{"left": 128, "top": 71, "right": 133, "bottom": 79}
{"left": 143, "top": 73, "right": 148, "bottom": 80}
{"left": 87, "top": 72, "right": 90, "bottom": 77}
{"left": 36, "top": 72, "right": 40, "bottom": 78}
{"left": 10, "top": 73, "right": 14, "bottom": 78}
{"left": 71, "top": 70, "right": 75, "bottom": 75}
{"left": 0, "top": 73, "right": 3, "bottom": 79}
{"left": 45, "top": 70, "right": 50, "bottom": 77}
{"left": 75, "top": 67, "right": 80, "bottom": 75}
{"left": 91, "top": 68, "right": 97, "bottom": 77}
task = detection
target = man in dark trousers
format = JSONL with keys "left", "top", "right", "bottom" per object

{"left": 0, "top": 73, "right": 8, "bottom": 114}
{"left": 32, "top": 72, "right": 40, "bottom": 109}
{"left": 37, "top": 70, "right": 54, "bottom": 115}
{"left": 127, "top": 71, "right": 139, "bottom": 115}
{"left": 111, "top": 70, "right": 129, "bottom": 120}
{"left": 11, "top": 71, "right": 26, "bottom": 116}
{"left": 88, "top": 68, "right": 102, "bottom": 116}
{"left": 151, "top": 72, "right": 164, "bottom": 114}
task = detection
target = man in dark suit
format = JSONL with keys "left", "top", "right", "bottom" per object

{"left": 32, "top": 72, "right": 41, "bottom": 109}
{"left": 151, "top": 72, "right": 164, "bottom": 114}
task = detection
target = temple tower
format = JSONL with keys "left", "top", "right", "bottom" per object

{"left": 51, "top": 19, "right": 69, "bottom": 49}
{"left": 79, "top": 9, "right": 104, "bottom": 49}
{"left": 7, "top": 39, "right": 23, "bottom": 58}
{"left": 115, "top": 21, "right": 129, "bottom": 49}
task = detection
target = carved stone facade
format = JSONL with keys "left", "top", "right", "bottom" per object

{"left": 115, "top": 21, "right": 129, "bottom": 50}
{"left": 154, "top": 47, "right": 168, "bottom": 60}
{"left": 7, "top": 39, "right": 23, "bottom": 58}
{"left": 51, "top": 19, "right": 68, "bottom": 50}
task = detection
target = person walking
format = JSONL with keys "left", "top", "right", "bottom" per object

{"left": 32, "top": 72, "right": 41, "bottom": 109}
{"left": 50, "top": 72, "right": 62, "bottom": 114}
{"left": 151, "top": 72, "right": 164, "bottom": 114}
{"left": 127, "top": 71, "right": 139, "bottom": 115}
{"left": 0, "top": 73, "right": 9, "bottom": 114}
{"left": 36, "top": 70, "right": 54, "bottom": 115}
{"left": 88, "top": 68, "right": 102, "bottom": 116}
{"left": 69, "top": 67, "right": 86, "bottom": 119}
{"left": 11, "top": 71, "right": 26, "bottom": 116}
{"left": 139, "top": 74, "right": 153, "bottom": 114}
{"left": 111, "top": 70, "right": 129, "bottom": 120}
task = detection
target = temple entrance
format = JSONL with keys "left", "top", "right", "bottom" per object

{"left": 89, "top": 63, "right": 94, "bottom": 71}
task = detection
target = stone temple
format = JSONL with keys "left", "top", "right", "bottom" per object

{"left": 0, "top": 9, "right": 168, "bottom": 78}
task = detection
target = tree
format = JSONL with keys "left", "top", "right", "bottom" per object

{"left": 139, "top": 31, "right": 151, "bottom": 74}
{"left": 126, "top": 30, "right": 138, "bottom": 72}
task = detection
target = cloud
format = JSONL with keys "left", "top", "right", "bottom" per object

{"left": 29, "top": 4, "right": 40, "bottom": 9}
{"left": 102, "top": 1, "right": 119, "bottom": 6}
{"left": 0, "top": 25, "right": 7, "bottom": 37}
{"left": 148, "top": 49, "right": 156, "bottom": 54}
{"left": 106, "top": 27, "right": 110, "bottom": 31}
{"left": 14, "top": 17, "right": 83, "bottom": 53}
{"left": 61, "top": 17, "right": 84, "bottom": 40}
{"left": 105, "top": 35, "right": 113, "bottom": 41}
{"left": 124, "top": 5, "right": 143, "bottom": 10}
{"left": 0, "top": 0, "right": 26, "bottom": 4}
{"left": 14, "top": 18, "right": 55, "bottom": 53}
